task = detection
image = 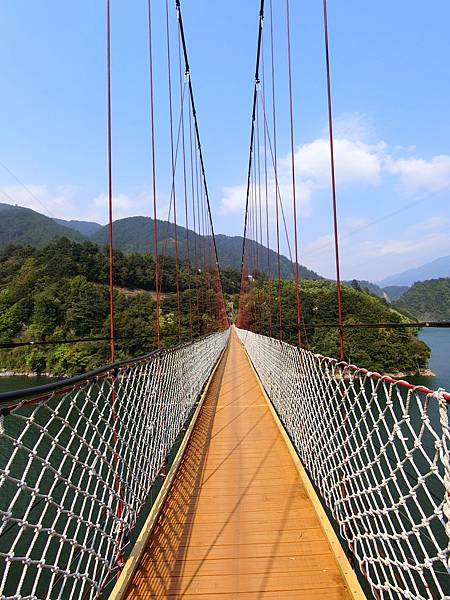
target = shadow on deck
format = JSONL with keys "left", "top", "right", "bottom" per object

{"left": 119, "top": 332, "right": 362, "bottom": 600}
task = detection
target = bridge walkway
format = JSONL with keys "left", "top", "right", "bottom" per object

{"left": 122, "top": 330, "right": 358, "bottom": 599}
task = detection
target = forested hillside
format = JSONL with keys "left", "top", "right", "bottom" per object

{"left": 0, "top": 203, "right": 85, "bottom": 247}
{"left": 0, "top": 238, "right": 432, "bottom": 378}
{"left": 395, "top": 278, "right": 450, "bottom": 320}
{"left": 240, "top": 280, "right": 430, "bottom": 375}
{"left": 0, "top": 239, "right": 235, "bottom": 376}
{"left": 383, "top": 285, "right": 409, "bottom": 302}
{"left": 91, "top": 217, "right": 321, "bottom": 279}
{"left": 0, "top": 204, "right": 322, "bottom": 279}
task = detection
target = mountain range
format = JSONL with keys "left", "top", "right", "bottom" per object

{"left": 0, "top": 203, "right": 320, "bottom": 280}
{"left": 395, "top": 278, "right": 450, "bottom": 321}
{"left": 2, "top": 202, "right": 449, "bottom": 296}
{"left": 0, "top": 203, "right": 85, "bottom": 245}
{"left": 379, "top": 255, "right": 450, "bottom": 287}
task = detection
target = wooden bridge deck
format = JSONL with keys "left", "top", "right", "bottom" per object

{"left": 122, "top": 331, "right": 358, "bottom": 599}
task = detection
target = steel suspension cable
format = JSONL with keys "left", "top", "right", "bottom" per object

{"left": 323, "top": 0, "right": 344, "bottom": 359}
{"left": 176, "top": 0, "right": 227, "bottom": 330}
{"left": 156, "top": 82, "right": 187, "bottom": 296}
{"left": 196, "top": 149, "right": 205, "bottom": 322}
{"left": 188, "top": 100, "right": 200, "bottom": 327}
{"left": 237, "top": 0, "right": 264, "bottom": 328}
{"left": 256, "top": 101, "right": 264, "bottom": 330}
{"left": 256, "top": 100, "right": 263, "bottom": 282}
{"left": 258, "top": 91, "right": 296, "bottom": 275}
{"left": 105, "top": 0, "right": 123, "bottom": 552}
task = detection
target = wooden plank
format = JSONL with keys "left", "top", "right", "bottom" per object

{"left": 108, "top": 341, "right": 229, "bottom": 599}
{"left": 120, "top": 330, "right": 364, "bottom": 599}
{"left": 238, "top": 331, "right": 367, "bottom": 600}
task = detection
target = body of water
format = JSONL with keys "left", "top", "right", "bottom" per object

{"left": 406, "top": 327, "right": 450, "bottom": 393}
{"left": 0, "top": 328, "right": 449, "bottom": 395}
{"left": 0, "top": 375, "right": 58, "bottom": 394}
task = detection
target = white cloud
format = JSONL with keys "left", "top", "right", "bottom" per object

{"left": 0, "top": 184, "right": 173, "bottom": 224}
{"left": 220, "top": 135, "right": 385, "bottom": 217}
{"left": 220, "top": 112, "right": 450, "bottom": 221}
{"left": 360, "top": 232, "right": 447, "bottom": 258}
{"left": 219, "top": 184, "right": 247, "bottom": 215}
{"left": 345, "top": 217, "right": 370, "bottom": 229}
{"left": 330, "top": 113, "right": 373, "bottom": 142}
{"left": 294, "top": 138, "right": 384, "bottom": 186}
{"left": 386, "top": 154, "right": 450, "bottom": 195}
{"left": 394, "top": 144, "right": 416, "bottom": 153}
{"left": 410, "top": 215, "right": 449, "bottom": 232}
{"left": 303, "top": 233, "right": 334, "bottom": 255}
{"left": 0, "top": 185, "right": 72, "bottom": 217}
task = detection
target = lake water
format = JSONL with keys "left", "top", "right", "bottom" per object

{"left": 1, "top": 329, "right": 448, "bottom": 395}
{"left": 0, "top": 332, "right": 448, "bottom": 597}
{"left": 0, "top": 374, "right": 58, "bottom": 394}
{"left": 406, "top": 327, "right": 450, "bottom": 393}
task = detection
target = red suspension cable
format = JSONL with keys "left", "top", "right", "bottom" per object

{"left": 323, "top": 0, "right": 344, "bottom": 359}
{"left": 106, "top": 0, "right": 115, "bottom": 362}
{"left": 286, "top": 0, "right": 302, "bottom": 348}
{"left": 256, "top": 100, "right": 264, "bottom": 331}
{"left": 147, "top": 0, "right": 160, "bottom": 348}
{"left": 261, "top": 35, "right": 272, "bottom": 337}
{"left": 269, "top": 0, "right": 283, "bottom": 340}
{"left": 178, "top": 31, "right": 193, "bottom": 340}
{"left": 165, "top": 0, "right": 182, "bottom": 343}
{"left": 188, "top": 101, "right": 200, "bottom": 330}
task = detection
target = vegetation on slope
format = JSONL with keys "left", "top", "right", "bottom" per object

{"left": 383, "top": 285, "right": 409, "bottom": 302}
{"left": 0, "top": 239, "right": 232, "bottom": 376}
{"left": 91, "top": 218, "right": 321, "bottom": 280}
{"left": 0, "top": 204, "right": 85, "bottom": 247}
{"left": 0, "top": 239, "right": 431, "bottom": 378}
{"left": 0, "top": 204, "right": 322, "bottom": 279}
{"left": 240, "top": 279, "right": 430, "bottom": 375}
{"left": 343, "top": 279, "right": 384, "bottom": 298}
{"left": 395, "top": 278, "right": 450, "bottom": 321}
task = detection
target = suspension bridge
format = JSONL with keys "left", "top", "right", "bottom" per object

{"left": 0, "top": 1, "right": 449, "bottom": 599}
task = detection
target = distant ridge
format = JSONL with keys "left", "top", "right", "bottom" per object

{"left": 0, "top": 203, "right": 321, "bottom": 279}
{"left": 54, "top": 218, "right": 102, "bottom": 236}
{"left": 90, "top": 216, "right": 321, "bottom": 280}
{"left": 0, "top": 203, "right": 84, "bottom": 247}
{"left": 379, "top": 255, "right": 450, "bottom": 287}
{"left": 395, "top": 278, "right": 450, "bottom": 320}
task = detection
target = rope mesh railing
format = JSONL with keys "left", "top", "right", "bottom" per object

{"left": 236, "top": 327, "right": 449, "bottom": 600}
{"left": 0, "top": 329, "right": 229, "bottom": 600}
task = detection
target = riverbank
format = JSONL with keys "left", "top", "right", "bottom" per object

{"left": 0, "top": 361, "right": 437, "bottom": 384}
{"left": 385, "top": 368, "right": 435, "bottom": 379}
{"left": 0, "top": 370, "right": 61, "bottom": 378}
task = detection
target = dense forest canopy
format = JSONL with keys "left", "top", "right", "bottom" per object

{"left": 395, "top": 278, "right": 450, "bottom": 321}
{"left": 0, "top": 203, "right": 320, "bottom": 279}
{"left": 0, "top": 239, "right": 431, "bottom": 378}
{"left": 0, "top": 239, "right": 233, "bottom": 376}
{"left": 239, "top": 278, "right": 430, "bottom": 375}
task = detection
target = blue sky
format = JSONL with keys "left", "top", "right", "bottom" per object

{"left": 0, "top": 1, "right": 449, "bottom": 282}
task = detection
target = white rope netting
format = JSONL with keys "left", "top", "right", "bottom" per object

{"left": 236, "top": 327, "right": 450, "bottom": 600}
{"left": 0, "top": 329, "right": 229, "bottom": 600}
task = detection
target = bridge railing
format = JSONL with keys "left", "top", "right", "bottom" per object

{"left": 236, "top": 327, "right": 449, "bottom": 600}
{"left": 0, "top": 328, "right": 229, "bottom": 599}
